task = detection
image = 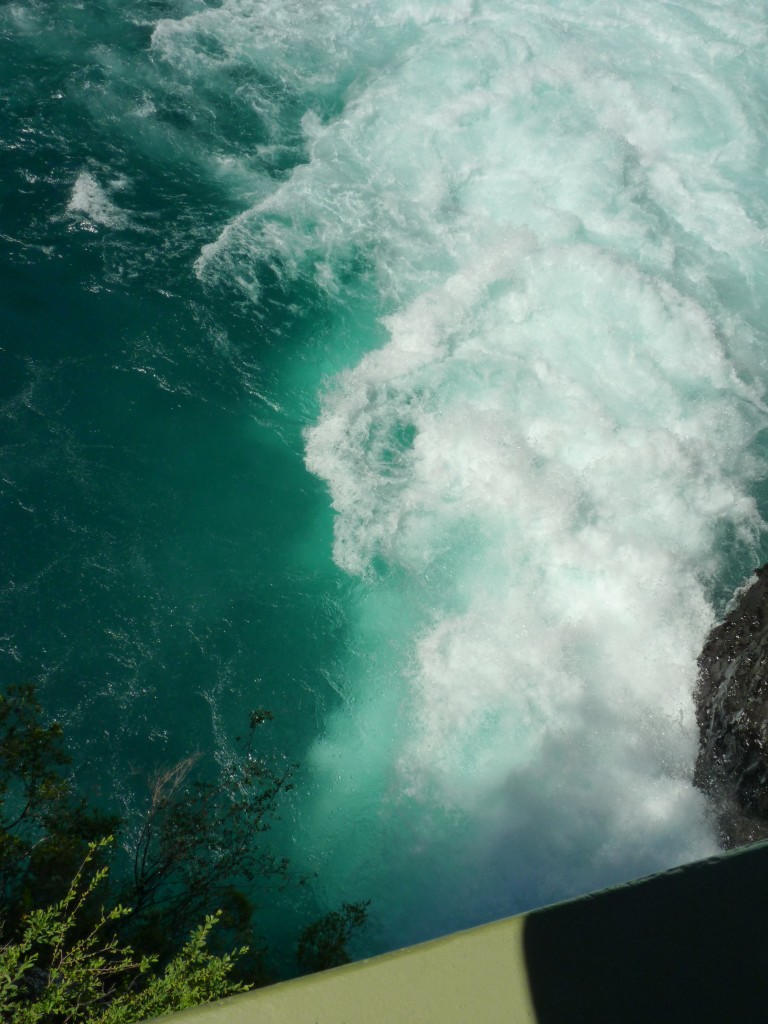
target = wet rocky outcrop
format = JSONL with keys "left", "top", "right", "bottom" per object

{"left": 695, "top": 566, "right": 768, "bottom": 848}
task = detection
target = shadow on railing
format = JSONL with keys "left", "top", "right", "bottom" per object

{"left": 147, "top": 840, "right": 768, "bottom": 1024}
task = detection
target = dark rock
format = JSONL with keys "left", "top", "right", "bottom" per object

{"left": 694, "top": 565, "right": 768, "bottom": 848}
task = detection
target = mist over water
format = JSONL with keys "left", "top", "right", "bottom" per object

{"left": 3, "top": 0, "right": 768, "bottom": 960}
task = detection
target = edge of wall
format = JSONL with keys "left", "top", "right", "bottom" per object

{"left": 147, "top": 840, "right": 768, "bottom": 1024}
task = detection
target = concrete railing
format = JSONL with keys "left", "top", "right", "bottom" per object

{"left": 149, "top": 840, "right": 768, "bottom": 1024}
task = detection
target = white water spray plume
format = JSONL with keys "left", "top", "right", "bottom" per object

{"left": 167, "top": 0, "right": 768, "bottom": 950}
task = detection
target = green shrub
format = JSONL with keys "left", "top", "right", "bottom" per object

{"left": 0, "top": 839, "right": 248, "bottom": 1024}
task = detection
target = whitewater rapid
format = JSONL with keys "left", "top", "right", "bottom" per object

{"left": 6, "top": 0, "right": 767, "bottom": 957}
{"left": 191, "top": 0, "right": 768, "bottom": 948}
{"left": 185, "top": 0, "right": 768, "bottom": 947}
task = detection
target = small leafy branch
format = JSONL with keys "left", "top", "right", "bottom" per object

{"left": 296, "top": 901, "right": 371, "bottom": 973}
{"left": 0, "top": 685, "right": 118, "bottom": 915}
{"left": 0, "top": 838, "right": 249, "bottom": 1024}
{"left": 0, "top": 685, "right": 370, "bottom": 1021}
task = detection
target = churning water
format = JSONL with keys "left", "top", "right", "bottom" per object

{"left": 2, "top": 0, "right": 768, "bottom": 963}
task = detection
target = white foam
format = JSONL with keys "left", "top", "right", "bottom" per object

{"left": 180, "top": 0, "right": 768, "bottom": 944}
{"left": 67, "top": 171, "right": 129, "bottom": 229}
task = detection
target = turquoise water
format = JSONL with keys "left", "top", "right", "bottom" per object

{"left": 3, "top": 0, "right": 768, "bottom": 963}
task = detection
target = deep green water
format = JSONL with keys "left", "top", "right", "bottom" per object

{"left": 3, "top": 0, "right": 768, "bottom": 965}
